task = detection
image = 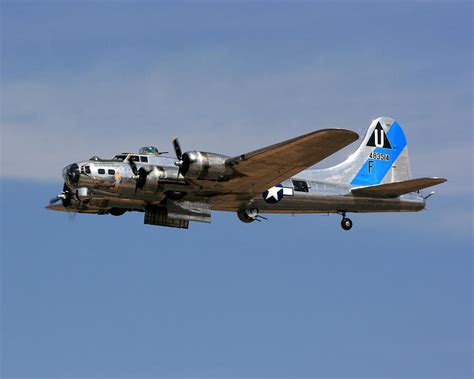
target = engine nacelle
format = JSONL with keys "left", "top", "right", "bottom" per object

{"left": 139, "top": 166, "right": 184, "bottom": 193}
{"left": 180, "top": 151, "right": 233, "bottom": 181}
{"left": 237, "top": 208, "right": 259, "bottom": 223}
{"left": 139, "top": 166, "right": 164, "bottom": 192}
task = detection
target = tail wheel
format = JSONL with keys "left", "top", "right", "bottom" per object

{"left": 341, "top": 217, "right": 353, "bottom": 231}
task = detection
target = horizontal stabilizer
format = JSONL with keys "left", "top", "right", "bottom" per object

{"left": 351, "top": 177, "right": 447, "bottom": 198}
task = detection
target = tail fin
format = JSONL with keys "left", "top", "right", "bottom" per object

{"left": 322, "top": 117, "right": 412, "bottom": 186}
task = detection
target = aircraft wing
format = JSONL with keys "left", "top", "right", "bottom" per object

{"left": 351, "top": 177, "right": 447, "bottom": 198}
{"left": 223, "top": 129, "right": 359, "bottom": 193}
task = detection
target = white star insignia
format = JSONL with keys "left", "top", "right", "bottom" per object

{"left": 265, "top": 186, "right": 282, "bottom": 201}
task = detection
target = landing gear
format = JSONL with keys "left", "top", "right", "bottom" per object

{"left": 341, "top": 217, "right": 353, "bottom": 231}
{"left": 338, "top": 211, "right": 353, "bottom": 231}
{"left": 237, "top": 208, "right": 267, "bottom": 223}
{"left": 109, "top": 208, "right": 126, "bottom": 216}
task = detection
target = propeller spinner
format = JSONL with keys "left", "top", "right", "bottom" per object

{"left": 49, "top": 183, "right": 73, "bottom": 207}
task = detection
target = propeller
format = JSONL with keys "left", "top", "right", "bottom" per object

{"left": 172, "top": 137, "right": 184, "bottom": 179}
{"left": 48, "top": 186, "right": 78, "bottom": 221}
{"left": 171, "top": 137, "right": 192, "bottom": 179}
{"left": 125, "top": 154, "right": 152, "bottom": 192}
{"left": 126, "top": 154, "right": 139, "bottom": 176}
{"left": 49, "top": 196, "right": 62, "bottom": 205}
{"left": 49, "top": 183, "right": 73, "bottom": 207}
{"left": 136, "top": 167, "right": 150, "bottom": 189}
{"left": 172, "top": 137, "right": 182, "bottom": 160}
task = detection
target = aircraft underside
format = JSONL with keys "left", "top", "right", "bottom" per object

{"left": 47, "top": 191, "right": 424, "bottom": 214}
{"left": 47, "top": 186, "right": 425, "bottom": 231}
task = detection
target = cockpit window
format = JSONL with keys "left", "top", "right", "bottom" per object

{"left": 131, "top": 155, "right": 139, "bottom": 162}
{"left": 140, "top": 156, "right": 148, "bottom": 163}
{"left": 85, "top": 166, "right": 91, "bottom": 174}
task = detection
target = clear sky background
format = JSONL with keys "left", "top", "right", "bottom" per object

{"left": 1, "top": 1, "right": 472, "bottom": 378}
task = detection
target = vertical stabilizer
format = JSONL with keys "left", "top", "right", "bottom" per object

{"left": 318, "top": 117, "right": 412, "bottom": 186}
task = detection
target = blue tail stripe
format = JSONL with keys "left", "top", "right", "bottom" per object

{"left": 351, "top": 122, "right": 407, "bottom": 186}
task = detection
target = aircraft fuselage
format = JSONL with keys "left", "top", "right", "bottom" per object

{"left": 56, "top": 155, "right": 424, "bottom": 216}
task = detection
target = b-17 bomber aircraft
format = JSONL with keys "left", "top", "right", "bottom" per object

{"left": 47, "top": 117, "right": 446, "bottom": 230}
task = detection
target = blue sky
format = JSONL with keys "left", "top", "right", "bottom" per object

{"left": 1, "top": 1, "right": 472, "bottom": 378}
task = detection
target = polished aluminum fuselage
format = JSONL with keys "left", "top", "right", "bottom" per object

{"left": 61, "top": 154, "right": 425, "bottom": 215}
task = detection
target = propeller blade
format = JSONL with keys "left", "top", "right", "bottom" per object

{"left": 61, "top": 183, "right": 73, "bottom": 207}
{"left": 49, "top": 196, "right": 61, "bottom": 205}
{"left": 172, "top": 137, "right": 182, "bottom": 160}
{"left": 68, "top": 211, "right": 78, "bottom": 222}
{"left": 126, "top": 154, "right": 139, "bottom": 175}
{"left": 136, "top": 167, "right": 150, "bottom": 191}
{"left": 50, "top": 183, "right": 71, "bottom": 205}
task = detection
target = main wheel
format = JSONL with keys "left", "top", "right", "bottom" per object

{"left": 341, "top": 217, "right": 353, "bottom": 231}
{"left": 237, "top": 208, "right": 258, "bottom": 223}
{"left": 109, "top": 207, "right": 126, "bottom": 216}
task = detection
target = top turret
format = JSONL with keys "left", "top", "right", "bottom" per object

{"left": 138, "top": 146, "right": 160, "bottom": 155}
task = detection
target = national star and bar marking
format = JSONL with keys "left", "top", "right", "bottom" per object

{"left": 262, "top": 184, "right": 294, "bottom": 204}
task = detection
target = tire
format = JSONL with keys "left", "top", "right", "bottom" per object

{"left": 109, "top": 208, "right": 126, "bottom": 216}
{"left": 237, "top": 209, "right": 256, "bottom": 223}
{"left": 341, "top": 217, "right": 353, "bottom": 231}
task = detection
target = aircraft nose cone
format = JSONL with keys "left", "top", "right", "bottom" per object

{"left": 63, "top": 163, "right": 80, "bottom": 185}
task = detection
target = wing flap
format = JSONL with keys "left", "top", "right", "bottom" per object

{"left": 224, "top": 128, "right": 359, "bottom": 193}
{"left": 351, "top": 177, "right": 447, "bottom": 198}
